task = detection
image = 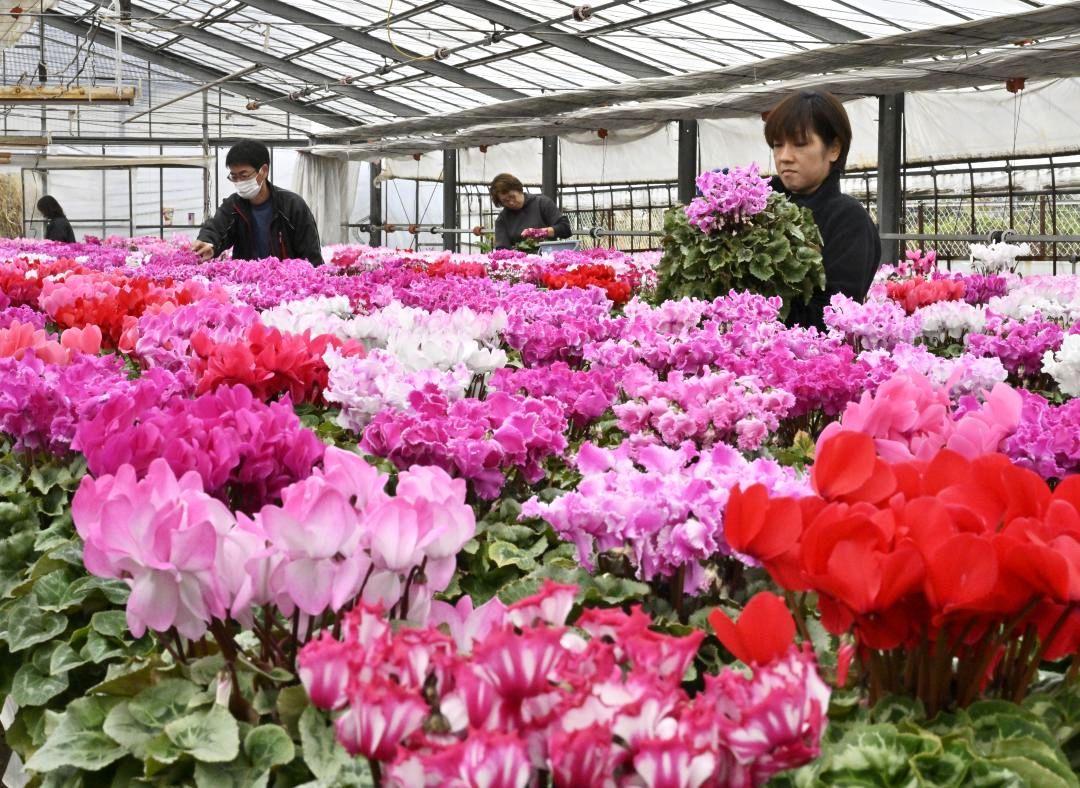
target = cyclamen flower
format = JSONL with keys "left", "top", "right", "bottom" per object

{"left": 74, "top": 384, "right": 325, "bottom": 512}
{"left": 964, "top": 313, "right": 1064, "bottom": 379}
{"left": 970, "top": 240, "right": 1030, "bottom": 273}
{"left": 324, "top": 347, "right": 473, "bottom": 433}
{"left": 244, "top": 452, "right": 474, "bottom": 622}
{"left": 823, "top": 293, "right": 920, "bottom": 350}
{"left": 1042, "top": 333, "right": 1080, "bottom": 397}
{"left": 131, "top": 298, "right": 257, "bottom": 372}
{"left": 307, "top": 584, "right": 828, "bottom": 787}
{"left": 522, "top": 439, "right": 808, "bottom": 588}
{"left": 71, "top": 459, "right": 233, "bottom": 639}
{"left": 685, "top": 164, "right": 772, "bottom": 234}
{"left": 191, "top": 322, "right": 361, "bottom": 404}
{"left": 490, "top": 362, "right": 620, "bottom": 429}
{"left": 361, "top": 389, "right": 568, "bottom": 500}
{"left": 0, "top": 304, "right": 46, "bottom": 330}
{"left": 1002, "top": 390, "right": 1080, "bottom": 480}
{"left": 0, "top": 320, "right": 102, "bottom": 365}
{"left": 915, "top": 300, "right": 986, "bottom": 343}
{"left": 615, "top": 367, "right": 794, "bottom": 451}
{"left": 0, "top": 352, "right": 184, "bottom": 453}
{"left": 818, "top": 371, "right": 1022, "bottom": 463}
{"left": 886, "top": 276, "right": 965, "bottom": 314}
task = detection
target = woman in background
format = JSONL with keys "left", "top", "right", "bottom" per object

{"left": 37, "top": 196, "right": 76, "bottom": 243}
{"left": 489, "top": 173, "right": 571, "bottom": 249}
{"left": 764, "top": 90, "right": 881, "bottom": 329}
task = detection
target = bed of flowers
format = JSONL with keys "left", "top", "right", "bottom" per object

{"left": 1, "top": 203, "right": 1080, "bottom": 787}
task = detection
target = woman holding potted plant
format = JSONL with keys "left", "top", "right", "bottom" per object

{"left": 765, "top": 90, "right": 881, "bottom": 329}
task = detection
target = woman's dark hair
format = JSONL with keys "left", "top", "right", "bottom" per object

{"left": 764, "top": 91, "right": 852, "bottom": 171}
{"left": 36, "top": 195, "right": 65, "bottom": 219}
{"left": 489, "top": 173, "right": 524, "bottom": 207}
{"left": 225, "top": 140, "right": 270, "bottom": 171}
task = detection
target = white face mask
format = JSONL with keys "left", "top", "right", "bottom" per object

{"left": 234, "top": 172, "right": 263, "bottom": 200}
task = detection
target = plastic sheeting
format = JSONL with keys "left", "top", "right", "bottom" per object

{"left": 293, "top": 152, "right": 358, "bottom": 246}
{"left": 378, "top": 78, "right": 1080, "bottom": 188}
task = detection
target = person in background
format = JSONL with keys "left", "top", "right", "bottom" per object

{"left": 764, "top": 90, "right": 881, "bottom": 329}
{"left": 193, "top": 140, "right": 323, "bottom": 265}
{"left": 489, "top": 173, "right": 572, "bottom": 250}
{"left": 37, "top": 196, "right": 76, "bottom": 243}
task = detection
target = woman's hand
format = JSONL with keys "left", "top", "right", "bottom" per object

{"left": 546, "top": 227, "right": 555, "bottom": 238}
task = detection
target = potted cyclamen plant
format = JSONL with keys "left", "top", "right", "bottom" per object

{"left": 656, "top": 164, "right": 826, "bottom": 318}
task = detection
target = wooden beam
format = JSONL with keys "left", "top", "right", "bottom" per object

{"left": 0, "top": 86, "right": 136, "bottom": 104}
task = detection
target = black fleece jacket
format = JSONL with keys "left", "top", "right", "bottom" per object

{"left": 772, "top": 170, "right": 881, "bottom": 330}
{"left": 494, "top": 194, "right": 572, "bottom": 249}
{"left": 197, "top": 182, "right": 323, "bottom": 266}
{"left": 45, "top": 216, "right": 76, "bottom": 243}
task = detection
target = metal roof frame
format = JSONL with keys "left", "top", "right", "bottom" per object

{"left": 42, "top": 10, "right": 359, "bottom": 129}
{"left": 314, "top": 1, "right": 1080, "bottom": 142}
{"left": 314, "top": 36, "right": 1080, "bottom": 158}
{"left": 439, "top": 0, "right": 668, "bottom": 79}
{"left": 121, "top": 2, "right": 427, "bottom": 118}
{"left": 236, "top": 0, "right": 524, "bottom": 102}
{"left": 726, "top": 0, "right": 866, "bottom": 42}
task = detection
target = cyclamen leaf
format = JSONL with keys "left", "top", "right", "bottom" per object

{"left": 11, "top": 662, "right": 68, "bottom": 707}
{"left": 299, "top": 705, "right": 348, "bottom": 782}
{"left": 245, "top": 724, "right": 296, "bottom": 771}
{"left": 163, "top": 705, "right": 240, "bottom": 763}
{"left": 5, "top": 599, "right": 67, "bottom": 653}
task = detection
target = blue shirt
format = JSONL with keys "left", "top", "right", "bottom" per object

{"left": 250, "top": 200, "right": 273, "bottom": 259}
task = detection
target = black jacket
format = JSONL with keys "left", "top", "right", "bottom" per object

{"left": 772, "top": 171, "right": 881, "bottom": 330}
{"left": 197, "top": 182, "right": 323, "bottom": 265}
{"left": 45, "top": 216, "right": 75, "bottom": 243}
{"left": 494, "top": 193, "right": 572, "bottom": 249}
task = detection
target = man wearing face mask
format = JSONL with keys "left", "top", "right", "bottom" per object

{"left": 193, "top": 140, "right": 323, "bottom": 265}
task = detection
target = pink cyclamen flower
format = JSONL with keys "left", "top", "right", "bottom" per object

{"left": 257, "top": 476, "right": 366, "bottom": 616}
{"left": 507, "top": 580, "right": 578, "bottom": 629}
{"left": 334, "top": 678, "right": 428, "bottom": 762}
{"left": 71, "top": 459, "right": 232, "bottom": 639}
{"left": 631, "top": 738, "right": 716, "bottom": 788}
{"left": 456, "top": 731, "right": 532, "bottom": 788}
{"left": 549, "top": 723, "right": 620, "bottom": 788}
{"left": 298, "top": 632, "right": 354, "bottom": 710}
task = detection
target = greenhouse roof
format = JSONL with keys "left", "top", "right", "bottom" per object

{"left": 35, "top": 0, "right": 1080, "bottom": 138}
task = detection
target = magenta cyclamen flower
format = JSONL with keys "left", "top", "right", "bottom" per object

{"left": 74, "top": 384, "right": 325, "bottom": 512}
{"left": 684, "top": 164, "right": 772, "bottom": 234}
{"left": 361, "top": 389, "right": 568, "bottom": 500}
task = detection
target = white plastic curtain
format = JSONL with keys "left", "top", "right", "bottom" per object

{"left": 293, "top": 152, "right": 358, "bottom": 246}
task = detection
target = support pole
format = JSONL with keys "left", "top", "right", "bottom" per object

{"left": 677, "top": 120, "right": 698, "bottom": 204}
{"left": 877, "top": 93, "right": 904, "bottom": 265}
{"left": 202, "top": 90, "right": 211, "bottom": 221}
{"left": 443, "top": 149, "right": 459, "bottom": 252}
{"left": 542, "top": 136, "right": 558, "bottom": 202}
{"left": 369, "top": 162, "right": 383, "bottom": 247}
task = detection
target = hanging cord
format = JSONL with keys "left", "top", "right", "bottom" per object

{"left": 386, "top": 0, "right": 434, "bottom": 63}
{"left": 1010, "top": 87, "right": 1040, "bottom": 236}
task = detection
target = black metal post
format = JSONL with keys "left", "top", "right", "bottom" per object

{"left": 877, "top": 93, "right": 904, "bottom": 264}
{"left": 677, "top": 120, "right": 698, "bottom": 205}
{"left": 443, "top": 149, "right": 459, "bottom": 252}
{"left": 369, "top": 161, "right": 383, "bottom": 247}
{"left": 542, "top": 136, "right": 558, "bottom": 202}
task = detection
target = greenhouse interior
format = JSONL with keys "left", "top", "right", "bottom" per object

{"left": 5, "top": 0, "right": 1080, "bottom": 785}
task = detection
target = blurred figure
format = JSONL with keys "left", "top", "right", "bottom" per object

{"left": 37, "top": 195, "right": 76, "bottom": 243}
